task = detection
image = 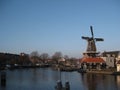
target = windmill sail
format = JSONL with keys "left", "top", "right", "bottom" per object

{"left": 90, "top": 26, "right": 94, "bottom": 38}
{"left": 81, "top": 36, "right": 90, "bottom": 40}
{"left": 81, "top": 26, "right": 104, "bottom": 57}
{"left": 95, "top": 38, "right": 104, "bottom": 41}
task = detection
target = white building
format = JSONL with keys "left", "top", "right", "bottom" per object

{"left": 116, "top": 52, "right": 120, "bottom": 72}
{"left": 117, "top": 61, "right": 120, "bottom": 72}
{"left": 101, "top": 51, "right": 120, "bottom": 68}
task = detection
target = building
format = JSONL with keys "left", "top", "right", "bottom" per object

{"left": 117, "top": 60, "right": 120, "bottom": 72}
{"left": 80, "top": 26, "right": 105, "bottom": 70}
{"left": 101, "top": 51, "right": 120, "bottom": 68}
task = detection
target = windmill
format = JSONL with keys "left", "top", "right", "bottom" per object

{"left": 82, "top": 26, "right": 104, "bottom": 57}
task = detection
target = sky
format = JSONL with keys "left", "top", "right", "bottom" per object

{"left": 0, "top": 0, "right": 120, "bottom": 58}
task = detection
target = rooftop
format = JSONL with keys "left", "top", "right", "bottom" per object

{"left": 80, "top": 57, "right": 105, "bottom": 63}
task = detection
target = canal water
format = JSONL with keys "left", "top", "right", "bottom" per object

{"left": 0, "top": 68, "right": 120, "bottom": 90}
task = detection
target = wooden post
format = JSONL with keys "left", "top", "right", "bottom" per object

{"left": 1, "top": 71, "right": 6, "bottom": 87}
{"left": 55, "top": 80, "right": 63, "bottom": 90}
{"left": 65, "top": 81, "right": 70, "bottom": 90}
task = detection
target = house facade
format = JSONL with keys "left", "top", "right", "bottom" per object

{"left": 101, "top": 51, "right": 120, "bottom": 68}
{"left": 116, "top": 53, "right": 120, "bottom": 72}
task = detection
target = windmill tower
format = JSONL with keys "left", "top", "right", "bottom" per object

{"left": 82, "top": 26, "right": 104, "bottom": 57}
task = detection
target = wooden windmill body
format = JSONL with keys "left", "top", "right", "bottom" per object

{"left": 82, "top": 26, "right": 104, "bottom": 58}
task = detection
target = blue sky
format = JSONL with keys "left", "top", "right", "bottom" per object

{"left": 0, "top": 0, "right": 120, "bottom": 58}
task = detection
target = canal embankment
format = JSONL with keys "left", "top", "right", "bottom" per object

{"left": 78, "top": 68, "right": 120, "bottom": 75}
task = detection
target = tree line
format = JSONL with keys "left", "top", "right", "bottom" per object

{"left": 0, "top": 51, "right": 78, "bottom": 66}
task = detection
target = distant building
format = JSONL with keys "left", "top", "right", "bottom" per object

{"left": 116, "top": 52, "right": 120, "bottom": 62}
{"left": 117, "top": 60, "right": 120, "bottom": 72}
{"left": 0, "top": 52, "right": 20, "bottom": 65}
{"left": 58, "top": 57, "right": 65, "bottom": 62}
{"left": 101, "top": 51, "right": 120, "bottom": 68}
{"left": 116, "top": 52, "right": 120, "bottom": 72}
{"left": 20, "top": 53, "right": 25, "bottom": 56}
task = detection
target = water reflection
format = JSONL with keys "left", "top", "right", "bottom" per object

{"left": 80, "top": 73, "right": 120, "bottom": 90}
{"left": 0, "top": 68, "right": 120, "bottom": 90}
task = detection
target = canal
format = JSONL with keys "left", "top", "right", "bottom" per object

{"left": 0, "top": 68, "right": 120, "bottom": 90}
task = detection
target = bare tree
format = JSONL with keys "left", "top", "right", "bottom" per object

{"left": 30, "top": 51, "right": 39, "bottom": 64}
{"left": 30, "top": 51, "right": 39, "bottom": 57}
{"left": 40, "top": 53, "right": 49, "bottom": 63}
{"left": 52, "top": 52, "right": 62, "bottom": 64}
{"left": 64, "top": 55, "right": 69, "bottom": 60}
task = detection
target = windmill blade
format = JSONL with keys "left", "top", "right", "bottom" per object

{"left": 81, "top": 36, "right": 90, "bottom": 40}
{"left": 90, "top": 26, "right": 94, "bottom": 38}
{"left": 95, "top": 38, "right": 104, "bottom": 41}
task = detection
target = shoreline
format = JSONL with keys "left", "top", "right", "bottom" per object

{"left": 80, "top": 70, "right": 120, "bottom": 75}
{"left": 1, "top": 65, "right": 120, "bottom": 75}
{"left": 86, "top": 70, "right": 113, "bottom": 75}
